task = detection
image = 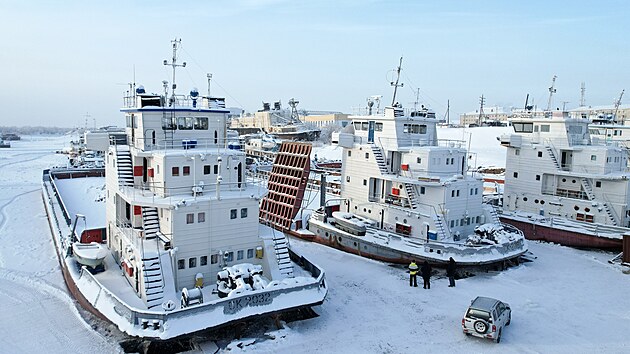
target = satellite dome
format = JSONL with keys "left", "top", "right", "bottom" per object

{"left": 136, "top": 85, "right": 145, "bottom": 94}
{"left": 190, "top": 88, "right": 199, "bottom": 97}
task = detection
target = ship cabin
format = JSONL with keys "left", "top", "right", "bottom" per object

{"left": 500, "top": 110, "right": 630, "bottom": 227}
{"left": 106, "top": 87, "right": 269, "bottom": 307}
{"left": 337, "top": 106, "right": 485, "bottom": 240}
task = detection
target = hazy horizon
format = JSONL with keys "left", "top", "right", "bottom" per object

{"left": 2, "top": 0, "right": 629, "bottom": 128}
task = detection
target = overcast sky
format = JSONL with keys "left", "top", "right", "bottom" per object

{"left": 2, "top": 0, "right": 629, "bottom": 127}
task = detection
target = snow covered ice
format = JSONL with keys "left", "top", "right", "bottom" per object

{"left": 1, "top": 133, "right": 630, "bottom": 353}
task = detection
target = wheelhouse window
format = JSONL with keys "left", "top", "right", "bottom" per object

{"left": 186, "top": 213, "right": 194, "bottom": 224}
{"left": 230, "top": 209, "right": 237, "bottom": 219}
{"left": 183, "top": 166, "right": 190, "bottom": 176}
{"left": 375, "top": 122, "right": 383, "bottom": 131}
{"left": 178, "top": 259, "right": 185, "bottom": 269}
{"left": 237, "top": 250, "right": 244, "bottom": 260}
{"left": 189, "top": 257, "right": 197, "bottom": 268}
{"left": 200, "top": 256, "right": 208, "bottom": 266}
{"left": 204, "top": 165, "right": 211, "bottom": 174}
{"left": 198, "top": 212, "right": 205, "bottom": 223}
{"left": 177, "top": 117, "right": 194, "bottom": 130}
{"left": 172, "top": 167, "right": 179, "bottom": 176}
{"left": 194, "top": 117, "right": 208, "bottom": 130}
{"left": 513, "top": 122, "right": 534, "bottom": 133}
{"left": 241, "top": 208, "right": 248, "bottom": 218}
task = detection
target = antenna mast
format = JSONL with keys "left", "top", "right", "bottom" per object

{"left": 390, "top": 57, "right": 404, "bottom": 106}
{"left": 446, "top": 99, "right": 450, "bottom": 125}
{"left": 207, "top": 73, "right": 213, "bottom": 97}
{"left": 580, "top": 82, "right": 586, "bottom": 107}
{"left": 614, "top": 89, "right": 625, "bottom": 124}
{"left": 163, "top": 39, "right": 186, "bottom": 106}
{"left": 546, "top": 75, "right": 557, "bottom": 111}
{"left": 288, "top": 98, "right": 300, "bottom": 124}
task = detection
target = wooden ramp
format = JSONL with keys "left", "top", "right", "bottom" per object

{"left": 259, "top": 142, "right": 311, "bottom": 232}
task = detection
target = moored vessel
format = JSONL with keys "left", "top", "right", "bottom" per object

{"left": 42, "top": 40, "right": 326, "bottom": 340}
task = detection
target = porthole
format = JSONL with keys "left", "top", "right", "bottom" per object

{"left": 325, "top": 232, "right": 328, "bottom": 237}
{"left": 354, "top": 206, "right": 358, "bottom": 210}
{"left": 572, "top": 179, "right": 576, "bottom": 183}
{"left": 585, "top": 207, "right": 590, "bottom": 212}
{"left": 338, "top": 237, "right": 343, "bottom": 243}
{"left": 523, "top": 197, "right": 528, "bottom": 201}
{"left": 395, "top": 216, "right": 399, "bottom": 221}
{"left": 353, "top": 242, "right": 357, "bottom": 247}
{"left": 363, "top": 208, "right": 367, "bottom": 212}
{"left": 368, "top": 210, "right": 371, "bottom": 214}
{"left": 403, "top": 219, "right": 407, "bottom": 224}
{"left": 540, "top": 200, "right": 545, "bottom": 205}
{"left": 562, "top": 178, "right": 566, "bottom": 182}
{"left": 535, "top": 199, "right": 539, "bottom": 204}
{"left": 574, "top": 206, "right": 580, "bottom": 211}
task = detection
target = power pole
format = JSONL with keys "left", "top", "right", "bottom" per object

{"left": 478, "top": 95, "right": 485, "bottom": 126}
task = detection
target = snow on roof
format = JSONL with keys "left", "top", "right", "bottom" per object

{"left": 53, "top": 176, "right": 106, "bottom": 233}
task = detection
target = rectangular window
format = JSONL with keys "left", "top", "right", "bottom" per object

{"left": 451, "top": 190, "right": 455, "bottom": 197}
{"left": 515, "top": 149, "right": 520, "bottom": 156}
{"left": 178, "top": 117, "right": 194, "bottom": 130}
{"left": 247, "top": 249, "right": 254, "bottom": 259}
{"left": 200, "top": 256, "right": 208, "bottom": 266}
{"left": 538, "top": 151, "right": 543, "bottom": 157}
{"left": 189, "top": 257, "right": 197, "bottom": 268}
{"left": 363, "top": 179, "right": 367, "bottom": 186}
{"left": 346, "top": 176, "right": 350, "bottom": 183}
{"left": 194, "top": 117, "right": 209, "bottom": 130}
{"left": 226, "top": 252, "right": 234, "bottom": 262}
{"left": 595, "top": 181, "right": 601, "bottom": 188}
{"left": 183, "top": 166, "right": 190, "bottom": 176}
{"left": 541, "top": 124, "right": 550, "bottom": 132}
{"left": 513, "top": 172, "right": 519, "bottom": 178}
{"left": 211, "top": 254, "right": 218, "bottom": 264}
{"left": 365, "top": 152, "right": 369, "bottom": 159}
{"left": 450, "top": 220, "right": 455, "bottom": 228}
{"left": 198, "top": 212, "right": 205, "bottom": 223}
{"left": 241, "top": 208, "right": 248, "bottom": 218}
{"left": 186, "top": 213, "right": 194, "bottom": 224}
{"left": 375, "top": 122, "right": 383, "bottom": 131}
{"left": 475, "top": 188, "right": 478, "bottom": 195}
{"left": 230, "top": 209, "right": 237, "bottom": 219}
{"left": 237, "top": 250, "right": 244, "bottom": 260}
{"left": 456, "top": 190, "right": 460, "bottom": 197}
{"left": 156, "top": 165, "right": 160, "bottom": 174}
{"left": 348, "top": 151, "right": 352, "bottom": 157}
{"left": 172, "top": 167, "right": 180, "bottom": 176}
{"left": 214, "top": 165, "right": 218, "bottom": 174}
{"left": 417, "top": 157, "right": 422, "bottom": 164}
{"left": 420, "top": 186, "right": 426, "bottom": 194}
{"left": 178, "top": 259, "right": 185, "bottom": 269}
{"left": 204, "top": 165, "right": 211, "bottom": 174}
{"left": 536, "top": 175, "right": 541, "bottom": 181}
{"left": 361, "top": 122, "right": 368, "bottom": 130}
{"left": 513, "top": 122, "right": 534, "bottom": 133}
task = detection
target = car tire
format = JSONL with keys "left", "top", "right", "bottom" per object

{"left": 473, "top": 320, "right": 488, "bottom": 334}
{"left": 495, "top": 329, "right": 501, "bottom": 343}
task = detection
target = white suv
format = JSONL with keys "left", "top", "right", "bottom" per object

{"left": 462, "top": 296, "right": 511, "bottom": 343}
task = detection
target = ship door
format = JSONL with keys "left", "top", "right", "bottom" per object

{"left": 237, "top": 162, "right": 243, "bottom": 188}
{"left": 142, "top": 157, "right": 148, "bottom": 183}
{"left": 368, "top": 121, "right": 375, "bottom": 143}
{"left": 560, "top": 151, "right": 572, "bottom": 170}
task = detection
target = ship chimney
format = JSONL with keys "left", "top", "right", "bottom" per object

{"left": 216, "top": 157, "right": 222, "bottom": 200}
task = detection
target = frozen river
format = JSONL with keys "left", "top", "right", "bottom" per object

{"left": 0, "top": 134, "right": 629, "bottom": 353}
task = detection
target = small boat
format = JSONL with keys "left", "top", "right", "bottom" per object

{"left": 72, "top": 242, "right": 108, "bottom": 268}
{"left": 331, "top": 211, "right": 373, "bottom": 236}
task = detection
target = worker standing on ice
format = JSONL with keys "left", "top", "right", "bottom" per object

{"left": 421, "top": 261, "right": 432, "bottom": 289}
{"left": 408, "top": 260, "right": 418, "bottom": 287}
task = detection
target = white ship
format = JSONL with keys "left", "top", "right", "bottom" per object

{"left": 41, "top": 40, "right": 326, "bottom": 340}
{"left": 498, "top": 110, "right": 630, "bottom": 249}
{"left": 304, "top": 60, "right": 527, "bottom": 267}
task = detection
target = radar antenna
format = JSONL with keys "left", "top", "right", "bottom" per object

{"left": 163, "top": 38, "right": 187, "bottom": 106}
{"left": 390, "top": 57, "right": 404, "bottom": 106}
{"left": 546, "top": 75, "right": 557, "bottom": 112}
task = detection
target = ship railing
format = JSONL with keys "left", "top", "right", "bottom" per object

{"left": 48, "top": 174, "right": 72, "bottom": 227}
{"left": 76, "top": 248, "right": 325, "bottom": 330}
{"left": 122, "top": 94, "right": 226, "bottom": 110}
{"left": 118, "top": 177, "right": 256, "bottom": 202}
{"left": 368, "top": 136, "right": 466, "bottom": 150}
{"left": 129, "top": 136, "right": 241, "bottom": 153}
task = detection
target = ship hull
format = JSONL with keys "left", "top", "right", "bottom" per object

{"left": 500, "top": 216, "right": 623, "bottom": 250}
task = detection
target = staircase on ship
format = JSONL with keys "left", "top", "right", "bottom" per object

{"left": 141, "top": 206, "right": 165, "bottom": 308}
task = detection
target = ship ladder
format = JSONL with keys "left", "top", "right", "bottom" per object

{"left": 272, "top": 233, "right": 294, "bottom": 278}
{"left": 115, "top": 146, "right": 134, "bottom": 187}
{"left": 370, "top": 144, "right": 389, "bottom": 174}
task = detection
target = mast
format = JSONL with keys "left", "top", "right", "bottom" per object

{"left": 580, "top": 82, "right": 586, "bottom": 107}
{"left": 390, "top": 57, "right": 404, "bottom": 106}
{"left": 207, "top": 73, "right": 213, "bottom": 97}
{"left": 163, "top": 39, "right": 186, "bottom": 106}
{"left": 478, "top": 95, "right": 485, "bottom": 125}
{"left": 445, "top": 99, "right": 450, "bottom": 125}
{"left": 614, "top": 89, "right": 625, "bottom": 124}
{"left": 546, "top": 75, "right": 557, "bottom": 112}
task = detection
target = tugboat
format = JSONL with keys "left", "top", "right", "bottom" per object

{"left": 42, "top": 40, "right": 326, "bottom": 340}
{"left": 498, "top": 110, "right": 630, "bottom": 249}
{"left": 305, "top": 59, "right": 527, "bottom": 267}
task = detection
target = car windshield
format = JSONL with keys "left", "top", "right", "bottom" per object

{"left": 467, "top": 308, "right": 491, "bottom": 321}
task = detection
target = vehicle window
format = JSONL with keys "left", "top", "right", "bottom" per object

{"left": 493, "top": 309, "right": 498, "bottom": 320}
{"left": 498, "top": 303, "right": 505, "bottom": 314}
{"left": 467, "top": 309, "right": 490, "bottom": 321}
